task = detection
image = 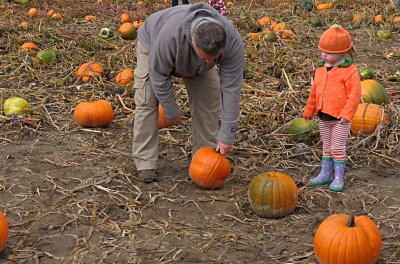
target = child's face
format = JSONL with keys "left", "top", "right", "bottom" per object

{"left": 320, "top": 51, "right": 345, "bottom": 66}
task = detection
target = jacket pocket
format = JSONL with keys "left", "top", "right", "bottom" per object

{"left": 134, "top": 67, "right": 149, "bottom": 106}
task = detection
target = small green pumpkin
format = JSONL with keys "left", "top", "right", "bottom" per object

{"left": 299, "top": 0, "right": 314, "bottom": 11}
{"left": 98, "top": 28, "right": 114, "bottom": 39}
{"left": 358, "top": 66, "right": 373, "bottom": 80}
{"left": 3, "top": 97, "right": 31, "bottom": 116}
{"left": 361, "top": 79, "right": 389, "bottom": 105}
{"left": 377, "top": 30, "right": 392, "bottom": 40}
{"left": 36, "top": 50, "right": 56, "bottom": 64}
{"left": 286, "top": 117, "right": 319, "bottom": 143}
{"left": 309, "top": 17, "right": 323, "bottom": 27}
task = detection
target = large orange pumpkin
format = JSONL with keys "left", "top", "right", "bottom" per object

{"left": 158, "top": 105, "right": 174, "bottom": 129}
{"left": 0, "top": 211, "right": 9, "bottom": 253}
{"left": 115, "top": 68, "right": 133, "bottom": 85}
{"left": 351, "top": 103, "right": 388, "bottom": 135}
{"left": 74, "top": 99, "right": 114, "bottom": 127}
{"left": 189, "top": 147, "right": 231, "bottom": 189}
{"left": 248, "top": 172, "right": 298, "bottom": 218}
{"left": 361, "top": 79, "right": 388, "bottom": 105}
{"left": 314, "top": 214, "right": 382, "bottom": 264}
{"left": 76, "top": 62, "right": 103, "bottom": 82}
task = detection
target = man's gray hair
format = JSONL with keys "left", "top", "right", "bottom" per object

{"left": 193, "top": 22, "right": 227, "bottom": 56}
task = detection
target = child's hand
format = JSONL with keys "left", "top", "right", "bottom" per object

{"left": 339, "top": 117, "right": 350, "bottom": 124}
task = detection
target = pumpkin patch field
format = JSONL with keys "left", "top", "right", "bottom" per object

{"left": 1, "top": 0, "right": 399, "bottom": 263}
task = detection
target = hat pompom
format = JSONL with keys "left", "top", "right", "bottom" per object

{"left": 318, "top": 24, "right": 353, "bottom": 53}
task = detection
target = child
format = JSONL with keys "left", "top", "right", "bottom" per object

{"left": 303, "top": 24, "right": 361, "bottom": 192}
{"left": 172, "top": 0, "right": 189, "bottom": 7}
{"left": 208, "top": 0, "right": 227, "bottom": 15}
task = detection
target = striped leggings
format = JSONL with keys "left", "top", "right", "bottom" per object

{"left": 319, "top": 120, "right": 351, "bottom": 162}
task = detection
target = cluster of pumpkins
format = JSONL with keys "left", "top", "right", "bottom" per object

{"left": 286, "top": 65, "right": 389, "bottom": 143}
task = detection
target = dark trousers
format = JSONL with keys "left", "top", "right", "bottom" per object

{"left": 172, "top": 0, "right": 189, "bottom": 7}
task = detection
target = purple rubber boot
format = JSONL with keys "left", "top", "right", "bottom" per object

{"left": 329, "top": 161, "right": 346, "bottom": 192}
{"left": 309, "top": 158, "right": 334, "bottom": 185}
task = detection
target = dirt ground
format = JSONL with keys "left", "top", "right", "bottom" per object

{"left": 1, "top": 0, "right": 400, "bottom": 263}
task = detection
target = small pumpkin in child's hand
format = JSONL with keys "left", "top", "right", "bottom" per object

{"left": 74, "top": 99, "right": 114, "bottom": 127}
{"left": 314, "top": 214, "right": 382, "bottom": 264}
{"left": 189, "top": 147, "right": 231, "bottom": 189}
{"left": 248, "top": 172, "right": 298, "bottom": 218}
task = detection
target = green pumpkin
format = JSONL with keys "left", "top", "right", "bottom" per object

{"left": 36, "top": 50, "right": 56, "bottom": 64}
{"left": 361, "top": 79, "right": 389, "bottom": 105}
{"left": 262, "top": 31, "right": 278, "bottom": 42}
{"left": 98, "top": 28, "right": 114, "bottom": 39}
{"left": 358, "top": 66, "right": 373, "bottom": 80}
{"left": 377, "top": 30, "right": 392, "bottom": 40}
{"left": 286, "top": 117, "right": 319, "bottom": 143}
{"left": 239, "top": 11, "right": 251, "bottom": 19}
{"left": 3, "top": 97, "right": 31, "bottom": 116}
{"left": 299, "top": 0, "right": 314, "bottom": 11}
{"left": 309, "top": 17, "right": 323, "bottom": 27}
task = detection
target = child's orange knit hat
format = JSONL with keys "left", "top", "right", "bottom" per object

{"left": 318, "top": 24, "right": 353, "bottom": 53}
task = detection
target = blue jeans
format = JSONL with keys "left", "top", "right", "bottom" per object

{"left": 398, "top": 0, "right": 400, "bottom": 7}
{"left": 172, "top": 0, "right": 189, "bottom": 7}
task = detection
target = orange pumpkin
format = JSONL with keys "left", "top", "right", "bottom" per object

{"left": 47, "top": 9, "right": 55, "bottom": 16}
{"left": 19, "top": 42, "right": 40, "bottom": 56}
{"left": 352, "top": 13, "right": 365, "bottom": 23}
{"left": 132, "top": 21, "right": 144, "bottom": 29}
{"left": 189, "top": 147, "right": 231, "bottom": 189}
{"left": 314, "top": 214, "right": 382, "bottom": 264}
{"left": 257, "top": 16, "right": 271, "bottom": 27}
{"left": 247, "top": 33, "right": 261, "bottom": 42}
{"left": 361, "top": 79, "right": 389, "bottom": 105}
{"left": 84, "top": 15, "right": 96, "bottom": 21}
{"left": 374, "top": 15, "right": 384, "bottom": 22}
{"left": 18, "top": 21, "right": 29, "bottom": 29}
{"left": 393, "top": 17, "right": 400, "bottom": 23}
{"left": 76, "top": 62, "right": 104, "bottom": 82}
{"left": 74, "top": 99, "right": 114, "bottom": 127}
{"left": 248, "top": 172, "right": 298, "bottom": 218}
{"left": 52, "top": 13, "right": 62, "bottom": 20}
{"left": 118, "top": 23, "right": 137, "bottom": 40}
{"left": 115, "top": 68, "right": 133, "bottom": 85}
{"left": 28, "top": 8, "right": 38, "bottom": 18}
{"left": 158, "top": 105, "right": 174, "bottom": 129}
{"left": 351, "top": 103, "right": 388, "bottom": 135}
{"left": 0, "top": 211, "right": 8, "bottom": 253}
{"left": 120, "top": 13, "right": 131, "bottom": 23}
{"left": 271, "top": 22, "right": 285, "bottom": 33}
{"left": 281, "top": 29, "right": 295, "bottom": 39}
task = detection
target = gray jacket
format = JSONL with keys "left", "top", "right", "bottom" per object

{"left": 138, "top": 3, "right": 244, "bottom": 145}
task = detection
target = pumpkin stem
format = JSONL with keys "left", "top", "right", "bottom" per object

{"left": 89, "top": 94, "right": 96, "bottom": 102}
{"left": 346, "top": 214, "right": 356, "bottom": 227}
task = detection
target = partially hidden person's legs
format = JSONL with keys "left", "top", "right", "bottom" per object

{"left": 329, "top": 121, "right": 351, "bottom": 192}
{"left": 183, "top": 67, "right": 220, "bottom": 156}
{"left": 171, "top": 0, "right": 179, "bottom": 7}
{"left": 182, "top": 0, "right": 190, "bottom": 4}
{"left": 132, "top": 41, "right": 159, "bottom": 183}
{"left": 310, "top": 120, "right": 334, "bottom": 185}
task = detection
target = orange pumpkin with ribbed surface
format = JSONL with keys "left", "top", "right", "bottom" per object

{"left": 189, "top": 147, "right": 231, "bottom": 189}
{"left": 248, "top": 172, "right": 298, "bottom": 218}
{"left": 314, "top": 214, "right": 382, "bottom": 264}
{"left": 351, "top": 103, "right": 388, "bottom": 135}
{"left": 74, "top": 99, "right": 113, "bottom": 128}
{"left": 0, "top": 211, "right": 9, "bottom": 253}
{"left": 76, "top": 62, "right": 103, "bottom": 82}
{"left": 115, "top": 68, "right": 133, "bottom": 85}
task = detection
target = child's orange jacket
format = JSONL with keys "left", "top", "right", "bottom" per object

{"left": 303, "top": 60, "right": 361, "bottom": 121}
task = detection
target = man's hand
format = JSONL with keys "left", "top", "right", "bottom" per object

{"left": 167, "top": 111, "right": 184, "bottom": 125}
{"left": 216, "top": 141, "right": 233, "bottom": 155}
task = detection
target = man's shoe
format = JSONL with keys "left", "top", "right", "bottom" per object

{"left": 138, "top": 169, "right": 157, "bottom": 183}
